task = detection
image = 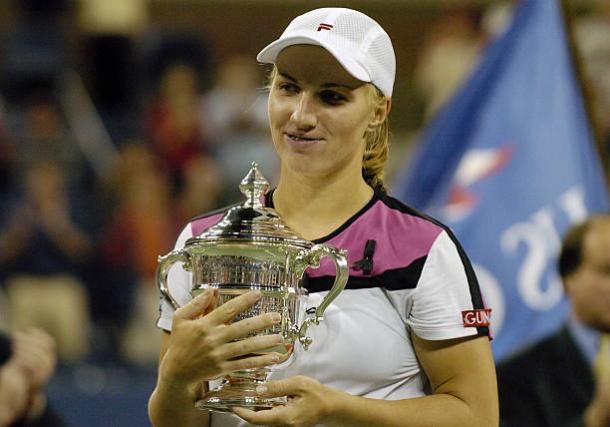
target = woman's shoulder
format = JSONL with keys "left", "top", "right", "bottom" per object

{"left": 363, "top": 189, "right": 447, "bottom": 239}
{"left": 379, "top": 191, "right": 444, "bottom": 226}
{"left": 376, "top": 191, "right": 474, "bottom": 265}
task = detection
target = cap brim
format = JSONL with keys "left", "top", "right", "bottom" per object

{"left": 256, "top": 35, "right": 371, "bottom": 83}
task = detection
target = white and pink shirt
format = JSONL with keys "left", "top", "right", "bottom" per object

{"left": 157, "top": 188, "right": 490, "bottom": 427}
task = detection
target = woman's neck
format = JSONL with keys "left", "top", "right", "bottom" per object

{"left": 273, "top": 169, "right": 374, "bottom": 241}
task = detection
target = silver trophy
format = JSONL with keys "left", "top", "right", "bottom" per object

{"left": 156, "top": 162, "right": 349, "bottom": 412}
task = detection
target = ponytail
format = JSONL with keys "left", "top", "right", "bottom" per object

{"left": 363, "top": 87, "right": 390, "bottom": 191}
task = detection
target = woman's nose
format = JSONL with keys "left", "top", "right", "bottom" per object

{"left": 291, "top": 92, "right": 317, "bottom": 130}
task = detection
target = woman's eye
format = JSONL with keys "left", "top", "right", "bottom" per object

{"left": 320, "top": 91, "right": 346, "bottom": 105}
{"left": 278, "top": 83, "right": 299, "bottom": 93}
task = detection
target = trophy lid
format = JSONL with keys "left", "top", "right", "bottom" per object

{"left": 185, "top": 162, "right": 310, "bottom": 247}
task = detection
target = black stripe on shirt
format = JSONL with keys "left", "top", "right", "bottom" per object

{"left": 304, "top": 256, "right": 427, "bottom": 293}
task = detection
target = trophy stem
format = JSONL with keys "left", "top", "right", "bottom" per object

{"left": 195, "top": 368, "right": 287, "bottom": 413}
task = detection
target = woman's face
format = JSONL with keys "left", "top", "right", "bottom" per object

{"left": 268, "top": 45, "right": 378, "bottom": 181}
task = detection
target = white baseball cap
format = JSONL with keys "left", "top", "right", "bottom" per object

{"left": 256, "top": 7, "right": 396, "bottom": 97}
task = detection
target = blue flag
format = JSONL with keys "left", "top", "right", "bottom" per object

{"left": 392, "top": 0, "right": 609, "bottom": 360}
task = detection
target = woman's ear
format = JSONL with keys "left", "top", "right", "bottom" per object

{"left": 367, "top": 97, "right": 391, "bottom": 132}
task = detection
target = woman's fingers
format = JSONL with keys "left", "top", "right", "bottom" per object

{"left": 221, "top": 312, "right": 282, "bottom": 341}
{"left": 232, "top": 405, "right": 291, "bottom": 426}
{"left": 218, "top": 334, "right": 284, "bottom": 360}
{"left": 173, "top": 288, "right": 217, "bottom": 321}
{"left": 204, "top": 290, "right": 262, "bottom": 325}
{"left": 182, "top": 291, "right": 277, "bottom": 334}
{"left": 220, "top": 352, "right": 282, "bottom": 373}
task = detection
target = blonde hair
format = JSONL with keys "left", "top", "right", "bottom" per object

{"left": 266, "top": 67, "right": 390, "bottom": 190}
{"left": 363, "top": 85, "right": 390, "bottom": 191}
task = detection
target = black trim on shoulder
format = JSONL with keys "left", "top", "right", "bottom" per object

{"left": 304, "top": 255, "right": 428, "bottom": 293}
{"left": 379, "top": 190, "right": 444, "bottom": 223}
{"left": 382, "top": 191, "right": 489, "bottom": 336}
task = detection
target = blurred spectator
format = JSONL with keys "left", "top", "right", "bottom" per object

{"left": 481, "top": 1, "right": 515, "bottom": 39}
{"left": 0, "top": 96, "right": 16, "bottom": 202}
{"left": 574, "top": 3, "right": 610, "bottom": 147}
{"left": 78, "top": 0, "right": 149, "bottom": 141}
{"left": 497, "top": 215, "right": 610, "bottom": 426}
{"left": 0, "top": 328, "right": 65, "bottom": 426}
{"left": 13, "top": 94, "right": 88, "bottom": 189}
{"left": 413, "top": 6, "right": 485, "bottom": 119}
{"left": 102, "top": 143, "right": 175, "bottom": 285}
{"left": 202, "top": 54, "right": 278, "bottom": 197}
{"left": 174, "top": 154, "right": 224, "bottom": 225}
{"left": 142, "top": 31, "right": 212, "bottom": 96}
{"left": 99, "top": 143, "right": 176, "bottom": 364}
{"left": 0, "top": 0, "right": 69, "bottom": 105}
{"left": 146, "top": 63, "right": 212, "bottom": 191}
{"left": 0, "top": 161, "right": 93, "bottom": 362}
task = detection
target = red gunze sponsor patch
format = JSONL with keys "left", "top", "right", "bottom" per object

{"left": 462, "top": 308, "right": 492, "bottom": 327}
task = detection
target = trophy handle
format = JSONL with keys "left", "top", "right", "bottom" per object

{"left": 297, "top": 244, "right": 349, "bottom": 350}
{"left": 156, "top": 250, "right": 189, "bottom": 311}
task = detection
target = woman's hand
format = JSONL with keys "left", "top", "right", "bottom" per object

{"left": 159, "top": 289, "right": 285, "bottom": 391}
{"left": 232, "top": 375, "right": 340, "bottom": 427}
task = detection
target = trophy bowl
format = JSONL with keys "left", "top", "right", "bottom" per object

{"left": 156, "top": 163, "right": 349, "bottom": 412}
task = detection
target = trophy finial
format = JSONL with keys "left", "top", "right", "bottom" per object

{"left": 239, "top": 162, "right": 270, "bottom": 208}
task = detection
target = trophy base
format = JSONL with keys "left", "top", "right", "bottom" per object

{"left": 195, "top": 395, "right": 287, "bottom": 413}
{"left": 195, "top": 371, "right": 287, "bottom": 413}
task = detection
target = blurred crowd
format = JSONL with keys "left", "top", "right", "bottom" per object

{"left": 0, "top": 0, "right": 608, "bottom": 372}
{"left": 0, "top": 0, "right": 277, "bottom": 368}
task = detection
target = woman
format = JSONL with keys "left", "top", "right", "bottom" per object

{"left": 149, "top": 7, "right": 498, "bottom": 427}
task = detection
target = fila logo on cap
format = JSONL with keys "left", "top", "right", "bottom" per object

{"left": 317, "top": 23, "right": 333, "bottom": 32}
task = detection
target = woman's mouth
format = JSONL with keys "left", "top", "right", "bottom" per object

{"left": 284, "top": 133, "right": 323, "bottom": 147}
